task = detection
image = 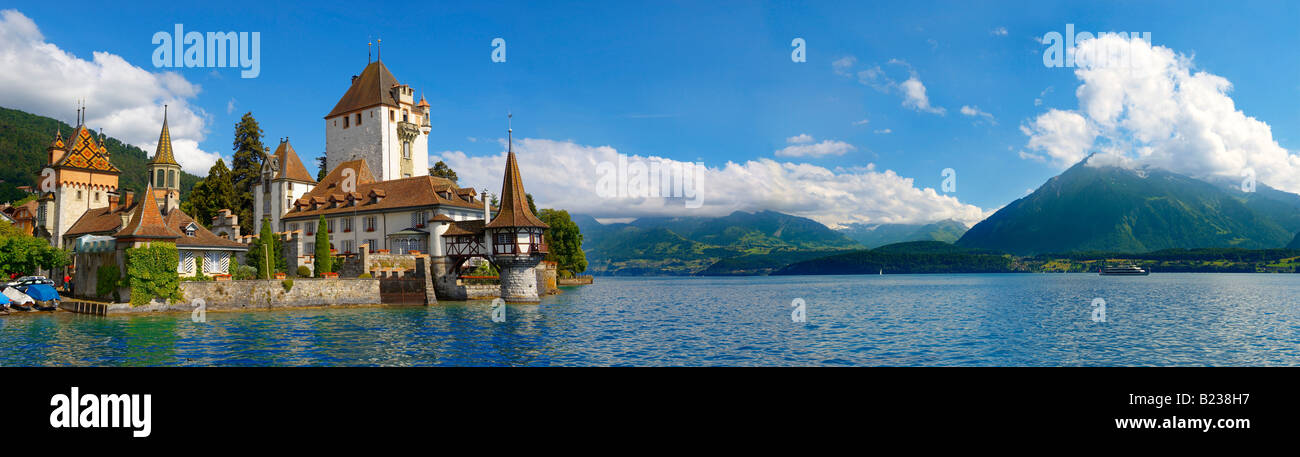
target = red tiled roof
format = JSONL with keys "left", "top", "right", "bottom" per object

{"left": 65, "top": 202, "right": 135, "bottom": 237}
{"left": 164, "top": 210, "right": 247, "bottom": 249}
{"left": 442, "top": 219, "right": 485, "bottom": 236}
{"left": 54, "top": 125, "right": 121, "bottom": 174}
{"left": 283, "top": 161, "right": 485, "bottom": 220}
{"left": 113, "top": 188, "right": 180, "bottom": 239}
{"left": 267, "top": 140, "right": 316, "bottom": 183}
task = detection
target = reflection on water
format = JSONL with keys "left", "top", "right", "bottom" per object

{"left": 2, "top": 274, "right": 1298, "bottom": 366}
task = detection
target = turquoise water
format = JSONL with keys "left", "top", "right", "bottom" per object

{"left": 1, "top": 274, "right": 1298, "bottom": 366}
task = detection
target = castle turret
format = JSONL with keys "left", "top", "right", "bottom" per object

{"left": 485, "top": 118, "right": 548, "bottom": 303}
{"left": 147, "top": 106, "right": 182, "bottom": 214}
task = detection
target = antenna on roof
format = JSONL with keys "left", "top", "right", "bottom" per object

{"left": 368, "top": 37, "right": 372, "bottom": 63}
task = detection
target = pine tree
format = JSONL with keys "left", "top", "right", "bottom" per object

{"left": 317, "top": 155, "right": 328, "bottom": 181}
{"left": 230, "top": 113, "right": 266, "bottom": 227}
{"left": 314, "top": 215, "right": 332, "bottom": 277}
{"left": 538, "top": 208, "right": 586, "bottom": 276}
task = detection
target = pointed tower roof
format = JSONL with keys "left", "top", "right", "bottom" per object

{"left": 326, "top": 60, "right": 402, "bottom": 119}
{"left": 417, "top": 94, "right": 430, "bottom": 108}
{"left": 113, "top": 184, "right": 182, "bottom": 239}
{"left": 48, "top": 128, "right": 65, "bottom": 150}
{"left": 268, "top": 139, "right": 317, "bottom": 183}
{"left": 485, "top": 124, "right": 548, "bottom": 229}
{"left": 150, "top": 106, "right": 179, "bottom": 166}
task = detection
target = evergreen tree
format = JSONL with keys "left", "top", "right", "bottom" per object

{"left": 317, "top": 155, "right": 328, "bottom": 181}
{"left": 538, "top": 208, "right": 587, "bottom": 276}
{"left": 429, "top": 160, "right": 458, "bottom": 184}
{"left": 314, "top": 215, "right": 332, "bottom": 277}
{"left": 526, "top": 193, "right": 538, "bottom": 215}
{"left": 180, "top": 158, "right": 236, "bottom": 227}
{"left": 247, "top": 217, "right": 285, "bottom": 279}
{"left": 230, "top": 113, "right": 266, "bottom": 227}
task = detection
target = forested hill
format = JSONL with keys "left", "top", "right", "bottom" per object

{"left": 0, "top": 106, "right": 198, "bottom": 203}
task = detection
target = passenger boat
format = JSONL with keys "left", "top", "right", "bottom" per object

{"left": 1099, "top": 264, "right": 1149, "bottom": 276}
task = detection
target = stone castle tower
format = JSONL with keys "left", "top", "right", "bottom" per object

{"left": 324, "top": 59, "right": 431, "bottom": 182}
{"left": 486, "top": 124, "right": 549, "bottom": 303}
{"left": 253, "top": 138, "right": 317, "bottom": 233}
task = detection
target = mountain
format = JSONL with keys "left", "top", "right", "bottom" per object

{"left": 575, "top": 210, "right": 861, "bottom": 275}
{"left": 957, "top": 160, "right": 1296, "bottom": 255}
{"left": 837, "top": 219, "right": 968, "bottom": 248}
{"left": 772, "top": 241, "right": 1015, "bottom": 275}
{"left": 0, "top": 106, "right": 199, "bottom": 203}
{"left": 1289, "top": 232, "right": 1300, "bottom": 249}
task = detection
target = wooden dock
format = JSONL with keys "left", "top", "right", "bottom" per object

{"left": 59, "top": 301, "right": 109, "bottom": 316}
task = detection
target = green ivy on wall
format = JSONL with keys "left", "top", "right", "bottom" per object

{"left": 125, "top": 244, "right": 182, "bottom": 307}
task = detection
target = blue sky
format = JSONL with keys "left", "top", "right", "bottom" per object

{"left": 3, "top": 1, "right": 1299, "bottom": 226}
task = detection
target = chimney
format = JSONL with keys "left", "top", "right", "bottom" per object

{"left": 121, "top": 191, "right": 134, "bottom": 212}
{"left": 108, "top": 192, "right": 120, "bottom": 209}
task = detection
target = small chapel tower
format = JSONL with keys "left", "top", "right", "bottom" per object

{"left": 147, "top": 106, "right": 182, "bottom": 214}
{"left": 485, "top": 117, "right": 549, "bottom": 303}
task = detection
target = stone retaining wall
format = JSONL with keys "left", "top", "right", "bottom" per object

{"left": 177, "top": 278, "right": 381, "bottom": 311}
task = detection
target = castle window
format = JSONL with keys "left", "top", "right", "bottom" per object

{"left": 355, "top": 113, "right": 361, "bottom": 126}
{"left": 286, "top": 198, "right": 292, "bottom": 210}
{"left": 403, "top": 142, "right": 410, "bottom": 159}
{"left": 185, "top": 224, "right": 197, "bottom": 237}
{"left": 402, "top": 111, "right": 409, "bottom": 122}
{"left": 93, "top": 192, "right": 99, "bottom": 202}
{"left": 343, "top": 116, "right": 349, "bottom": 128}
{"left": 289, "top": 223, "right": 297, "bottom": 232}
{"left": 306, "top": 242, "right": 314, "bottom": 254}
{"left": 76, "top": 190, "right": 82, "bottom": 200}
{"left": 364, "top": 216, "right": 376, "bottom": 232}
{"left": 327, "top": 219, "right": 335, "bottom": 233}
{"left": 168, "top": 170, "right": 176, "bottom": 188}
{"left": 343, "top": 239, "right": 354, "bottom": 254}
{"left": 390, "top": 110, "right": 395, "bottom": 122}
{"left": 156, "top": 169, "right": 165, "bottom": 187}
{"left": 342, "top": 217, "right": 353, "bottom": 233}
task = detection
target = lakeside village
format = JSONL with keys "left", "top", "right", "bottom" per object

{"left": 0, "top": 57, "right": 592, "bottom": 316}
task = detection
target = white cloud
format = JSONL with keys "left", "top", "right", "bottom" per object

{"left": 0, "top": 9, "right": 221, "bottom": 175}
{"left": 831, "top": 56, "right": 856, "bottom": 76}
{"left": 960, "top": 105, "right": 995, "bottom": 123}
{"left": 1023, "top": 33, "right": 1300, "bottom": 192}
{"left": 436, "top": 138, "right": 989, "bottom": 227}
{"left": 852, "top": 118, "right": 870, "bottom": 126}
{"left": 991, "top": 27, "right": 1008, "bottom": 36}
{"left": 775, "top": 139, "right": 856, "bottom": 158}
{"left": 874, "top": 129, "right": 892, "bottom": 134}
{"left": 785, "top": 133, "right": 814, "bottom": 144}
{"left": 226, "top": 98, "right": 237, "bottom": 115}
{"left": 840, "top": 58, "right": 946, "bottom": 115}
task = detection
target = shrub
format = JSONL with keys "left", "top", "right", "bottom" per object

{"left": 233, "top": 264, "right": 258, "bottom": 280}
{"left": 281, "top": 279, "right": 293, "bottom": 292}
{"left": 297, "top": 266, "right": 312, "bottom": 277}
{"left": 95, "top": 264, "right": 120, "bottom": 298}
{"left": 125, "top": 244, "right": 182, "bottom": 307}
{"left": 358, "top": 272, "right": 372, "bottom": 279}
{"left": 314, "top": 216, "right": 331, "bottom": 277}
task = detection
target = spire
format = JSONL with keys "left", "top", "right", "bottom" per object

{"left": 113, "top": 182, "right": 181, "bottom": 239}
{"left": 485, "top": 114, "right": 547, "bottom": 229}
{"left": 368, "top": 39, "right": 372, "bottom": 63}
{"left": 376, "top": 38, "right": 381, "bottom": 61}
{"left": 507, "top": 112, "right": 513, "bottom": 152}
{"left": 150, "top": 105, "right": 179, "bottom": 166}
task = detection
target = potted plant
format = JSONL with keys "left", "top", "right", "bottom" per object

{"left": 376, "top": 249, "right": 390, "bottom": 254}
{"left": 213, "top": 274, "right": 232, "bottom": 281}
{"left": 322, "top": 272, "right": 339, "bottom": 279}
{"left": 274, "top": 272, "right": 287, "bottom": 280}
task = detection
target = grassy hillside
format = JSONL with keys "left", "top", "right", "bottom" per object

{"left": 0, "top": 106, "right": 199, "bottom": 203}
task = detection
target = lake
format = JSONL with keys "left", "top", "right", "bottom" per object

{"left": 2, "top": 273, "right": 1297, "bottom": 366}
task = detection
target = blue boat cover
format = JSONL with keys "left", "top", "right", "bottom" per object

{"left": 24, "top": 284, "right": 59, "bottom": 301}
{"left": 0, "top": 292, "right": 9, "bottom": 305}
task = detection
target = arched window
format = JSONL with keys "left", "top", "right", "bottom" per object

{"left": 156, "top": 169, "right": 165, "bottom": 187}
{"left": 168, "top": 170, "right": 176, "bottom": 188}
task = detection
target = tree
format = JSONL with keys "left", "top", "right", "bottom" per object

{"left": 0, "top": 220, "right": 68, "bottom": 277}
{"left": 180, "top": 158, "right": 237, "bottom": 227}
{"left": 526, "top": 193, "right": 538, "bottom": 215}
{"left": 230, "top": 112, "right": 266, "bottom": 227}
{"left": 247, "top": 217, "right": 285, "bottom": 278}
{"left": 317, "top": 155, "right": 328, "bottom": 181}
{"left": 314, "top": 215, "right": 332, "bottom": 277}
{"left": 429, "top": 160, "right": 458, "bottom": 184}
{"left": 538, "top": 208, "right": 587, "bottom": 276}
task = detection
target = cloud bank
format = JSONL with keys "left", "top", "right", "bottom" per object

{"left": 437, "top": 138, "right": 989, "bottom": 228}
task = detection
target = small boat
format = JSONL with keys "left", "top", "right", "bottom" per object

{"left": 1099, "top": 264, "right": 1149, "bottom": 276}
{"left": 2, "top": 287, "right": 34, "bottom": 307}
{"left": 21, "top": 284, "right": 60, "bottom": 311}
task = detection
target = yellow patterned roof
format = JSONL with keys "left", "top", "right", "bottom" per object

{"left": 149, "top": 115, "right": 179, "bottom": 166}
{"left": 54, "top": 126, "right": 121, "bottom": 173}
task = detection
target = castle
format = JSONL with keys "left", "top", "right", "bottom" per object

{"left": 253, "top": 58, "right": 551, "bottom": 302}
